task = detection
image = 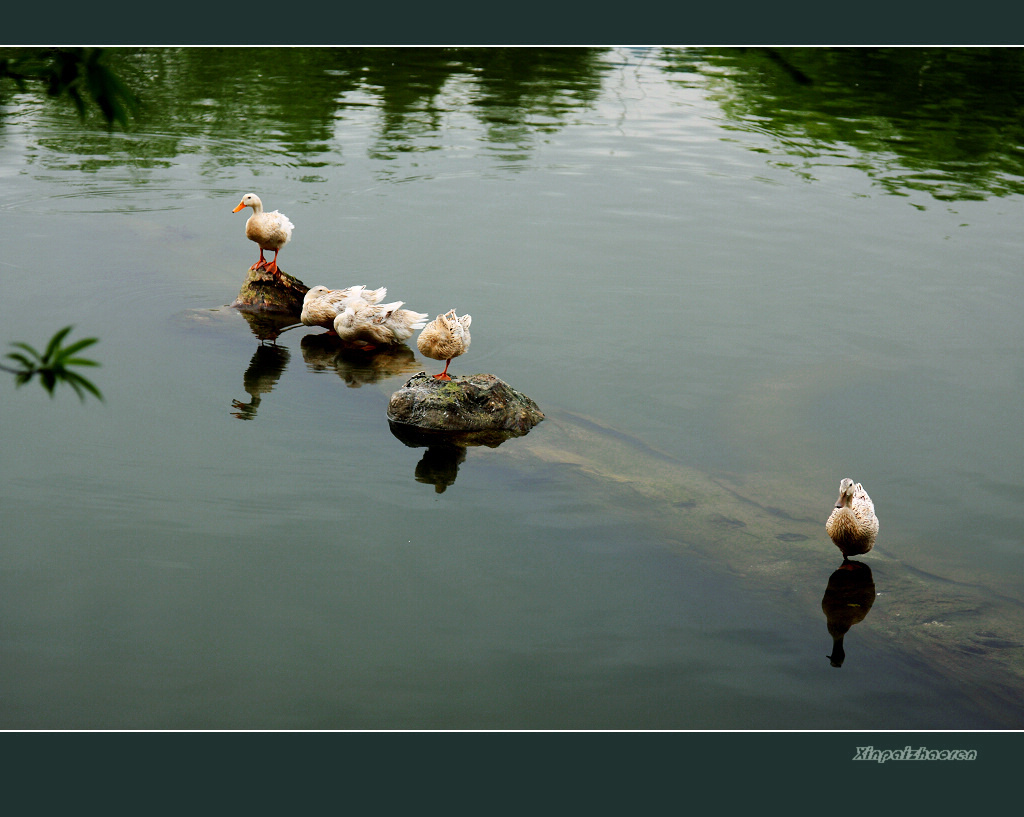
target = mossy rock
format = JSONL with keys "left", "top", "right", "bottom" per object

{"left": 230, "top": 266, "right": 308, "bottom": 315}
{"left": 387, "top": 372, "right": 544, "bottom": 437}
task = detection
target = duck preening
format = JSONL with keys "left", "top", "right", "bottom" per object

{"left": 826, "top": 478, "right": 879, "bottom": 559}
{"left": 416, "top": 309, "right": 472, "bottom": 381}
{"left": 300, "top": 285, "right": 388, "bottom": 332}
{"left": 232, "top": 193, "right": 294, "bottom": 278}
{"left": 333, "top": 300, "right": 429, "bottom": 347}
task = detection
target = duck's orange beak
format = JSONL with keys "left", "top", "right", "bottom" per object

{"left": 232, "top": 201, "right": 246, "bottom": 213}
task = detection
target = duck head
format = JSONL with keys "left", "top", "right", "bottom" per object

{"left": 232, "top": 193, "right": 263, "bottom": 213}
{"left": 834, "top": 478, "right": 856, "bottom": 509}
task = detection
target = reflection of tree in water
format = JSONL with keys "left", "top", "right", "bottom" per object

{"left": 10, "top": 46, "right": 1024, "bottom": 203}
{"left": 464, "top": 48, "right": 608, "bottom": 157}
{"left": 662, "top": 47, "right": 1024, "bottom": 201}
{"left": 355, "top": 48, "right": 609, "bottom": 164}
{"left": 2, "top": 47, "right": 609, "bottom": 173}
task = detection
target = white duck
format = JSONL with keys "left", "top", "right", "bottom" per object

{"left": 301, "top": 285, "right": 388, "bottom": 332}
{"left": 232, "top": 193, "right": 294, "bottom": 278}
{"left": 826, "top": 478, "right": 879, "bottom": 559}
{"left": 333, "top": 300, "right": 428, "bottom": 348}
{"left": 416, "top": 309, "right": 472, "bottom": 380}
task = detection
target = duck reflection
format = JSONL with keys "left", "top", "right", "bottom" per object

{"left": 821, "top": 560, "right": 875, "bottom": 667}
{"left": 236, "top": 309, "right": 300, "bottom": 343}
{"left": 300, "top": 334, "right": 420, "bottom": 387}
{"left": 389, "top": 422, "right": 521, "bottom": 493}
{"left": 415, "top": 442, "right": 468, "bottom": 493}
{"left": 231, "top": 342, "right": 290, "bottom": 420}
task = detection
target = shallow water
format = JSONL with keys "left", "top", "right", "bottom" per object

{"left": 1, "top": 47, "right": 1022, "bottom": 729}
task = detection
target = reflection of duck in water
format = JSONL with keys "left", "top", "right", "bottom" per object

{"left": 414, "top": 444, "right": 467, "bottom": 493}
{"left": 232, "top": 193, "right": 294, "bottom": 279}
{"left": 826, "top": 478, "right": 879, "bottom": 560}
{"left": 388, "top": 421, "right": 523, "bottom": 493}
{"left": 231, "top": 343, "right": 290, "bottom": 420}
{"left": 236, "top": 309, "right": 300, "bottom": 344}
{"left": 299, "top": 333, "right": 420, "bottom": 387}
{"left": 334, "top": 344, "right": 420, "bottom": 387}
{"left": 821, "top": 560, "right": 875, "bottom": 667}
{"left": 417, "top": 309, "right": 471, "bottom": 380}
{"left": 300, "top": 285, "right": 388, "bottom": 332}
{"left": 390, "top": 426, "right": 468, "bottom": 493}
{"left": 334, "top": 300, "right": 429, "bottom": 348}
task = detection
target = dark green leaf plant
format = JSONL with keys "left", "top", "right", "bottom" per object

{"left": 3, "top": 326, "right": 103, "bottom": 402}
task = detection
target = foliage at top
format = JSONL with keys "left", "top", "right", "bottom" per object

{"left": 662, "top": 47, "right": 1024, "bottom": 201}
{"left": 0, "top": 47, "right": 139, "bottom": 128}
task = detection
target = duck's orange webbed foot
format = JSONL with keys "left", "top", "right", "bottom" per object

{"left": 264, "top": 250, "right": 282, "bottom": 277}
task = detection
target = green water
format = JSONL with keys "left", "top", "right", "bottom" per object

{"left": 1, "top": 47, "right": 1022, "bottom": 728}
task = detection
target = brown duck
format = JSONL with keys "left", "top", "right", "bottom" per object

{"left": 826, "top": 478, "right": 879, "bottom": 559}
{"left": 416, "top": 309, "right": 472, "bottom": 381}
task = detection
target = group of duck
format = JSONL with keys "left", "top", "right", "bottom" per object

{"left": 232, "top": 192, "right": 471, "bottom": 380}
{"left": 300, "top": 284, "right": 471, "bottom": 380}
{"left": 233, "top": 192, "right": 881, "bottom": 556}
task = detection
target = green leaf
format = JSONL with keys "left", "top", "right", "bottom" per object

{"left": 64, "top": 371, "right": 103, "bottom": 402}
{"left": 64, "top": 357, "right": 100, "bottom": 368}
{"left": 43, "top": 326, "right": 73, "bottom": 361}
{"left": 8, "top": 342, "right": 41, "bottom": 360}
{"left": 6, "top": 327, "right": 103, "bottom": 402}
{"left": 5, "top": 352, "right": 35, "bottom": 368}
{"left": 59, "top": 337, "right": 99, "bottom": 358}
{"left": 40, "top": 369, "right": 57, "bottom": 395}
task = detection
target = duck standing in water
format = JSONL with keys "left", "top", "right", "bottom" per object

{"left": 301, "top": 285, "right": 388, "bottom": 332}
{"left": 826, "top": 478, "right": 879, "bottom": 560}
{"left": 416, "top": 309, "right": 471, "bottom": 380}
{"left": 232, "top": 193, "right": 294, "bottom": 278}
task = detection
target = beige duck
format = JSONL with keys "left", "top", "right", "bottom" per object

{"left": 826, "top": 478, "right": 879, "bottom": 559}
{"left": 301, "top": 285, "right": 388, "bottom": 332}
{"left": 232, "top": 193, "right": 294, "bottom": 278}
{"left": 416, "top": 309, "right": 472, "bottom": 380}
{"left": 333, "top": 300, "right": 429, "bottom": 347}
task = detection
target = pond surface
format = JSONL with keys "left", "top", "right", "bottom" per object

{"left": 1, "top": 47, "right": 1023, "bottom": 729}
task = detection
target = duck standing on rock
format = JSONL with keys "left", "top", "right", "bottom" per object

{"left": 826, "top": 478, "right": 879, "bottom": 560}
{"left": 232, "top": 193, "right": 294, "bottom": 278}
{"left": 334, "top": 300, "right": 429, "bottom": 348}
{"left": 417, "top": 309, "right": 472, "bottom": 380}
{"left": 301, "top": 285, "right": 388, "bottom": 332}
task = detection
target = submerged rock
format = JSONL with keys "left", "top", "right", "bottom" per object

{"left": 387, "top": 372, "right": 544, "bottom": 442}
{"left": 230, "top": 265, "right": 309, "bottom": 315}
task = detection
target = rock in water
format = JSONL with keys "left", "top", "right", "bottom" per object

{"left": 230, "top": 265, "right": 309, "bottom": 315}
{"left": 387, "top": 373, "right": 544, "bottom": 438}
